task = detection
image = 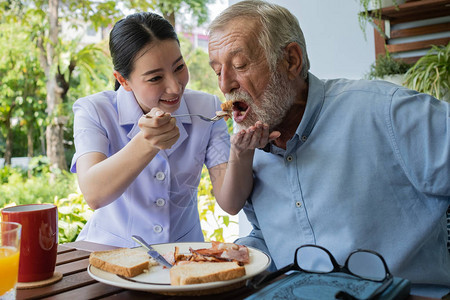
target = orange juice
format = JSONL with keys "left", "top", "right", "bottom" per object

{"left": 0, "top": 247, "right": 20, "bottom": 296}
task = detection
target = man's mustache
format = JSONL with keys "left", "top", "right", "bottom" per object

{"left": 225, "top": 91, "right": 252, "bottom": 104}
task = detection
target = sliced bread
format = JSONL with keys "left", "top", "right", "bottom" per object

{"left": 170, "top": 261, "right": 246, "bottom": 285}
{"left": 89, "top": 247, "right": 157, "bottom": 277}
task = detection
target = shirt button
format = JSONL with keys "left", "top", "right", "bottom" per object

{"left": 301, "top": 135, "right": 308, "bottom": 142}
{"left": 295, "top": 202, "right": 302, "bottom": 208}
{"left": 286, "top": 155, "right": 293, "bottom": 162}
{"left": 155, "top": 171, "right": 165, "bottom": 181}
{"left": 153, "top": 225, "right": 163, "bottom": 233}
{"left": 156, "top": 198, "right": 166, "bottom": 207}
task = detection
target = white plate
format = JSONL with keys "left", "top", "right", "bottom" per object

{"left": 88, "top": 242, "right": 271, "bottom": 294}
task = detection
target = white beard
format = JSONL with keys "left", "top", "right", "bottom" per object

{"left": 227, "top": 70, "right": 296, "bottom": 131}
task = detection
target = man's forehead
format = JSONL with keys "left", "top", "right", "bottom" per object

{"left": 209, "top": 19, "right": 261, "bottom": 57}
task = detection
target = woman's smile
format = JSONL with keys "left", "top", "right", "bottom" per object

{"left": 160, "top": 96, "right": 181, "bottom": 106}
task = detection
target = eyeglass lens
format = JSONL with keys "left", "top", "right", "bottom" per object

{"left": 296, "top": 246, "right": 387, "bottom": 281}
{"left": 296, "top": 246, "right": 334, "bottom": 272}
{"left": 347, "top": 251, "right": 386, "bottom": 281}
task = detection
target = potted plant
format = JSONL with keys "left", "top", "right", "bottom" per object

{"left": 404, "top": 43, "right": 450, "bottom": 102}
{"left": 358, "top": 0, "right": 405, "bottom": 38}
{"left": 366, "top": 51, "right": 412, "bottom": 86}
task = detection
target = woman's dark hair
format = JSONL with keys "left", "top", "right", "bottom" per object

{"left": 110, "top": 12, "right": 179, "bottom": 91}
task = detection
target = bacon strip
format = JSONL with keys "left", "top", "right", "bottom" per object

{"left": 172, "top": 242, "right": 250, "bottom": 266}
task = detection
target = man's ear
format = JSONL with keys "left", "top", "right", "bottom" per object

{"left": 283, "top": 42, "right": 303, "bottom": 80}
{"left": 113, "top": 71, "right": 132, "bottom": 91}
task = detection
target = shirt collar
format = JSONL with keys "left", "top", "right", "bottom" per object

{"left": 260, "top": 72, "right": 325, "bottom": 154}
{"left": 117, "top": 86, "right": 144, "bottom": 127}
{"left": 294, "top": 72, "right": 325, "bottom": 140}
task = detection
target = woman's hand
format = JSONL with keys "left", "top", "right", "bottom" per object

{"left": 139, "top": 108, "right": 180, "bottom": 150}
{"left": 231, "top": 121, "right": 280, "bottom": 155}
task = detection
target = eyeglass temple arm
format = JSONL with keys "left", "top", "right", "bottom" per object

{"left": 247, "top": 263, "right": 295, "bottom": 289}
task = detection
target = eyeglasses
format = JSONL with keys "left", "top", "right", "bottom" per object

{"left": 249, "top": 244, "right": 393, "bottom": 300}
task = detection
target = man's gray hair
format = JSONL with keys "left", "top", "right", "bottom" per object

{"left": 208, "top": 0, "right": 310, "bottom": 79}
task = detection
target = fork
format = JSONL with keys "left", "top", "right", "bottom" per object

{"left": 145, "top": 113, "right": 224, "bottom": 122}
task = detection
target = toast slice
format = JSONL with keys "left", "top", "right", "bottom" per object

{"left": 89, "top": 247, "right": 157, "bottom": 277}
{"left": 170, "top": 261, "right": 246, "bottom": 285}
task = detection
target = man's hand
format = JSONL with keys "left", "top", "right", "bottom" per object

{"left": 231, "top": 121, "right": 280, "bottom": 155}
{"left": 138, "top": 108, "right": 180, "bottom": 150}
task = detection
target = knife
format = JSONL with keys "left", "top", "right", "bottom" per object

{"left": 131, "top": 235, "right": 173, "bottom": 269}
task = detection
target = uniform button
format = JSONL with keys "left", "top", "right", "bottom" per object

{"left": 286, "top": 155, "right": 293, "bottom": 162}
{"left": 156, "top": 198, "right": 166, "bottom": 207}
{"left": 153, "top": 225, "right": 163, "bottom": 233}
{"left": 295, "top": 202, "right": 302, "bottom": 207}
{"left": 155, "top": 171, "right": 165, "bottom": 181}
{"left": 301, "top": 135, "right": 308, "bottom": 142}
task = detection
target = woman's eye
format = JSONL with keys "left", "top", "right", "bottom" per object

{"left": 175, "top": 64, "right": 185, "bottom": 71}
{"left": 234, "top": 64, "right": 246, "bottom": 70}
{"left": 148, "top": 76, "right": 162, "bottom": 82}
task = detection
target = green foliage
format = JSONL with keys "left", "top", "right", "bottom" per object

{"left": 198, "top": 166, "right": 238, "bottom": 242}
{"left": 404, "top": 43, "right": 450, "bottom": 102}
{"left": 0, "top": 20, "right": 47, "bottom": 159}
{"left": 0, "top": 168, "right": 77, "bottom": 208}
{"left": 55, "top": 193, "right": 93, "bottom": 243}
{"left": 180, "top": 36, "right": 222, "bottom": 99}
{"left": 151, "top": 0, "right": 213, "bottom": 27}
{"left": 61, "top": 39, "right": 114, "bottom": 97}
{"left": 0, "top": 160, "right": 92, "bottom": 243}
{"left": 0, "top": 165, "right": 21, "bottom": 184}
{"left": 28, "top": 156, "right": 51, "bottom": 176}
{"left": 367, "top": 52, "right": 412, "bottom": 79}
{"left": 358, "top": 0, "right": 401, "bottom": 39}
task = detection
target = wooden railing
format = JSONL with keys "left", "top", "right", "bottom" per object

{"left": 369, "top": 0, "right": 450, "bottom": 63}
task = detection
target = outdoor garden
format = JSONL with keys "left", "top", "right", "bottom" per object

{"left": 0, "top": 0, "right": 238, "bottom": 244}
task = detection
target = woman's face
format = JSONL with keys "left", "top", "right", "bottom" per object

{"left": 119, "top": 39, "right": 189, "bottom": 114}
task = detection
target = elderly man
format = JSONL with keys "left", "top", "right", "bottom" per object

{"left": 208, "top": 0, "right": 450, "bottom": 297}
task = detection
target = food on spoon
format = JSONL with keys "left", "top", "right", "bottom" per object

{"left": 219, "top": 100, "right": 233, "bottom": 120}
{"left": 89, "top": 247, "right": 158, "bottom": 277}
{"left": 219, "top": 100, "right": 250, "bottom": 122}
{"left": 170, "top": 261, "right": 245, "bottom": 285}
{"left": 216, "top": 110, "right": 232, "bottom": 120}
{"left": 221, "top": 100, "right": 233, "bottom": 113}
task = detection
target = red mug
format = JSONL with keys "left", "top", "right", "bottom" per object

{"left": 1, "top": 204, "right": 58, "bottom": 282}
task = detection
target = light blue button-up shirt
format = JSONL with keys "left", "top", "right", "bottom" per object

{"left": 237, "top": 73, "right": 450, "bottom": 295}
{"left": 71, "top": 87, "right": 230, "bottom": 247}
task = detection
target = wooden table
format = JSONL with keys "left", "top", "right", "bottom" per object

{"left": 16, "top": 241, "right": 439, "bottom": 300}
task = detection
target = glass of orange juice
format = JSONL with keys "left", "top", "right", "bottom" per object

{"left": 0, "top": 221, "right": 21, "bottom": 299}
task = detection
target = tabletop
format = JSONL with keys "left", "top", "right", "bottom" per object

{"left": 16, "top": 241, "right": 440, "bottom": 300}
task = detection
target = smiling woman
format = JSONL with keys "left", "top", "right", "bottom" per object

{"left": 113, "top": 39, "right": 189, "bottom": 114}
{"left": 69, "top": 12, "right": 231, "bottom": 249}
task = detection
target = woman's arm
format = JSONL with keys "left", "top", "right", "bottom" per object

{"left": 210, "top": 121, "right": 280, "bottom": 215}
{"left": 76, "top": 109, "right": 179, "bottom": 210}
